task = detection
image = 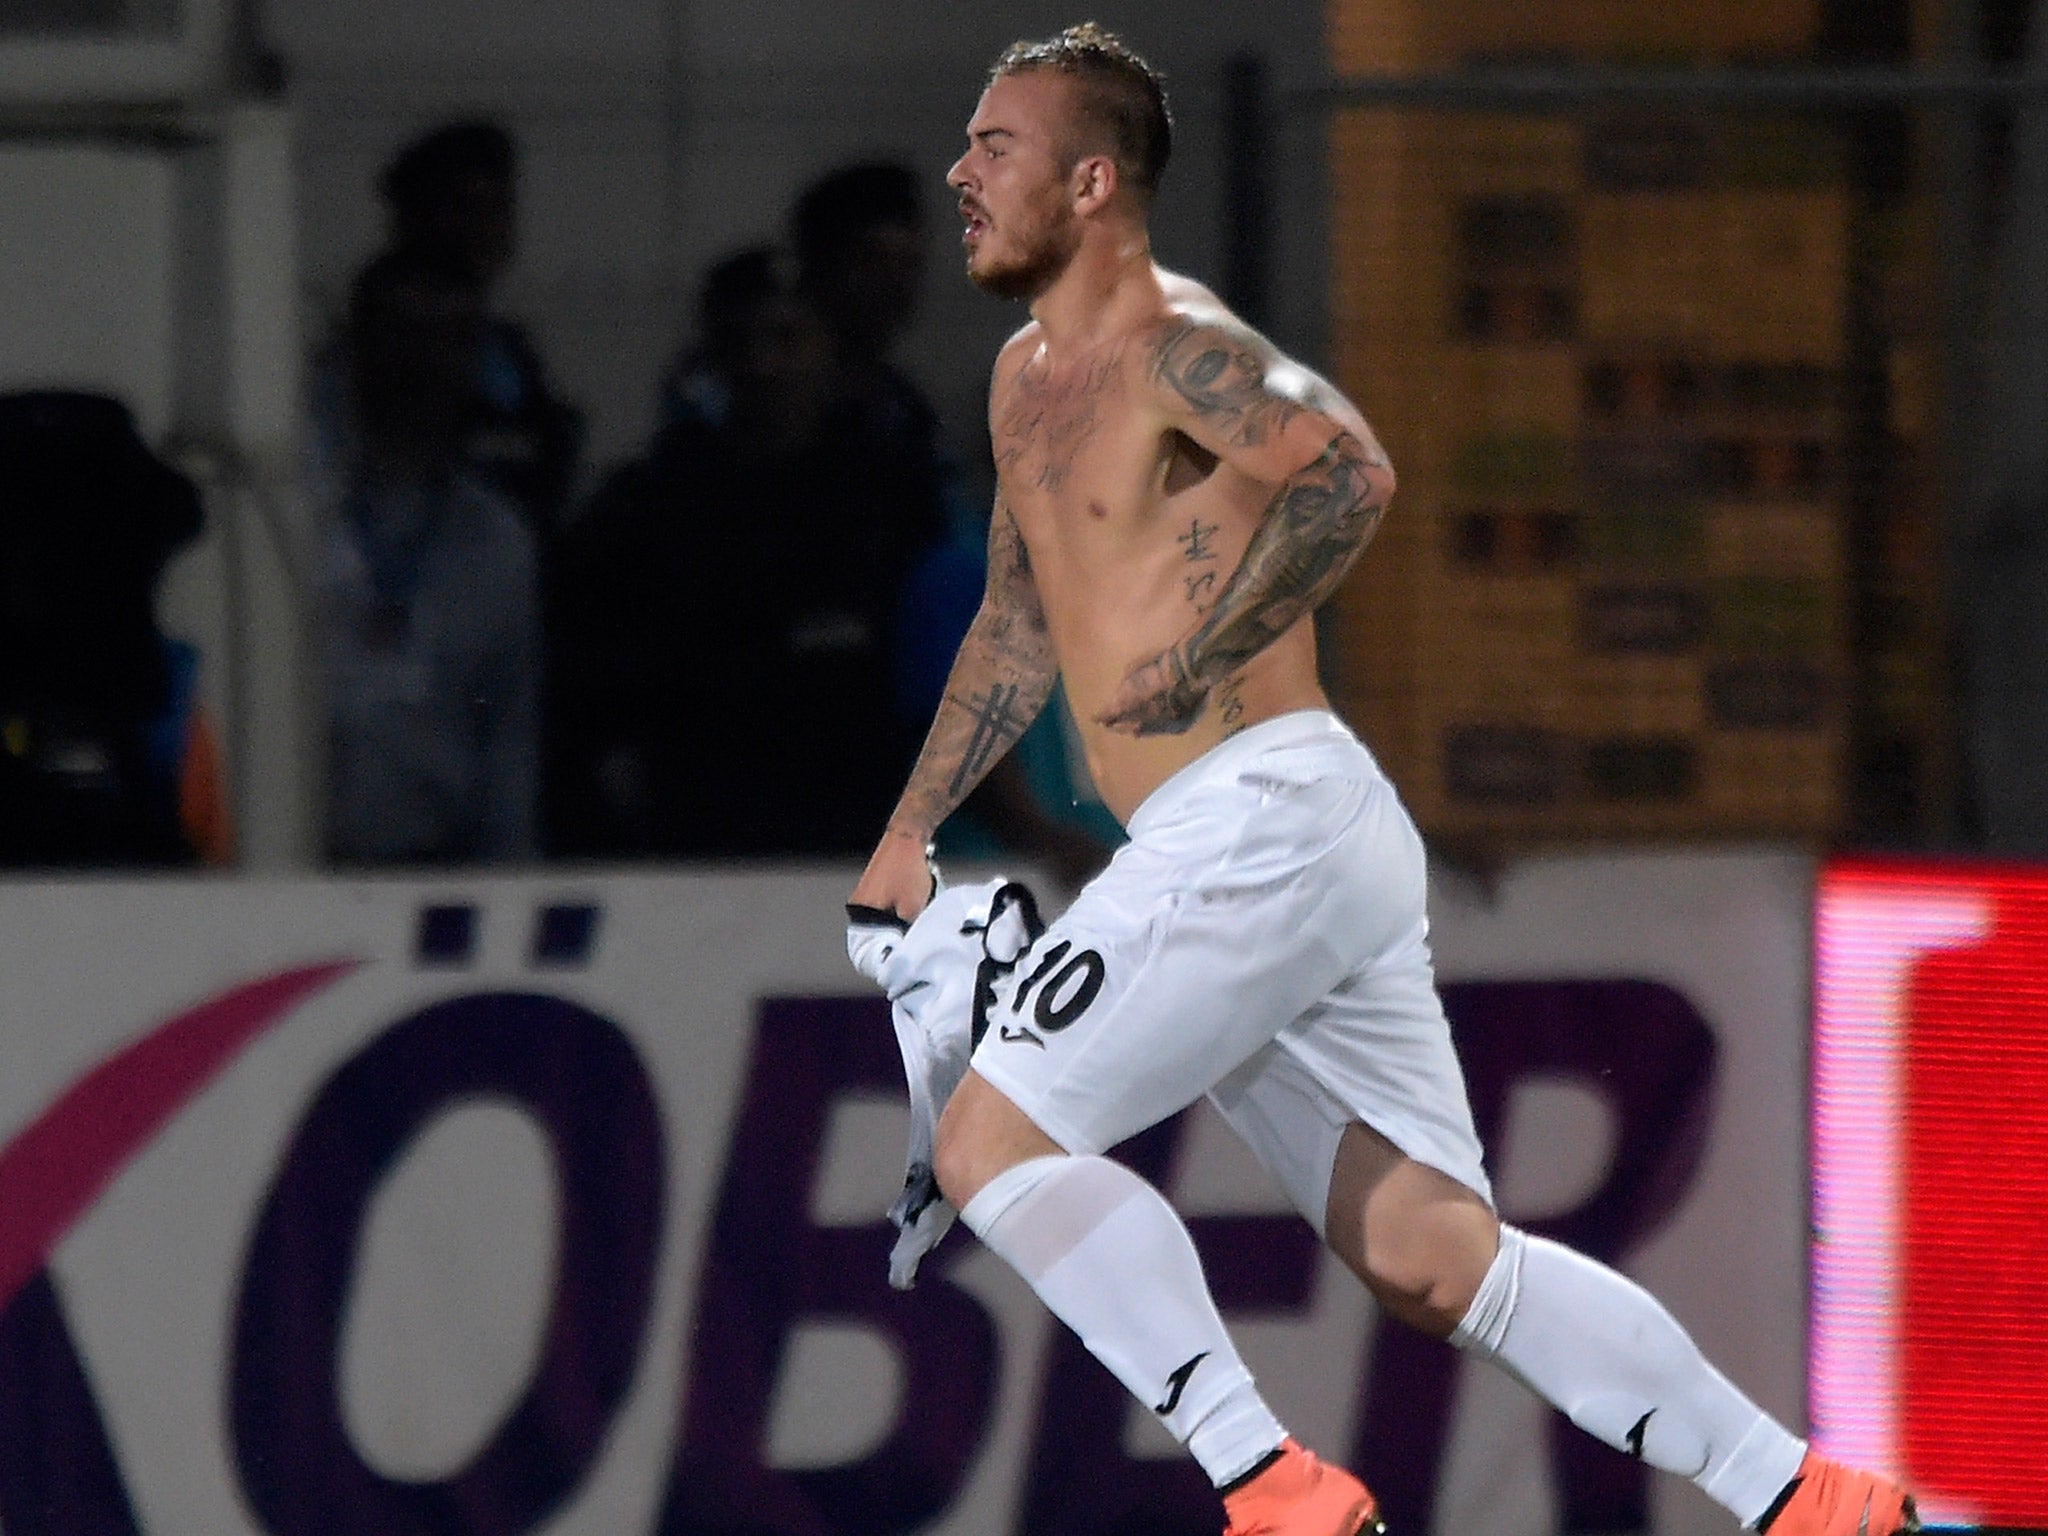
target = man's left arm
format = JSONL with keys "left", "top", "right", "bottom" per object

{"left": 1099, "top": 317, "right": 1396, "bottom": 735}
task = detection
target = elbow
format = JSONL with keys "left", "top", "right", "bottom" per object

{"left": 1331, "top": 427, "right": 1394, "bottom": 519}
{"left": 1367, "top": 456, "right": 1396, "bottom": 512}
{"left": 1353, "top": 457, "right": 1394, "bottom": 544}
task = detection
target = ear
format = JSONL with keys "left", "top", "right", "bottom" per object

{"left": 1070, "top": 153, "right": 1118, "bottom": 216}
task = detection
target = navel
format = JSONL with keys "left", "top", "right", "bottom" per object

{"left": 1088, "top": 500, "right": 1110, "bottom": 520}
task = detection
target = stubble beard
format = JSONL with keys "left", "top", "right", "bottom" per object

{"left": 968, "top": 209, "right": 1082, "bottom": 301}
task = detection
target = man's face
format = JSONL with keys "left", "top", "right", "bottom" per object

{"left": 947, "top": 71, "right": 1084, "bottom": 301}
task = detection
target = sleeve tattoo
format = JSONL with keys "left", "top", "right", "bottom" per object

{"left": 886, "top": 505, "right": 1058, "bottom": 840}
{"left": 1152, "top": 319, "right": 1308, "bottom": 449}
{"left": 1148, "top": 321, "right": 1393, "bottom": 707}
{"left": 1184, "top": 433, "right": 1387, "bottom": 680}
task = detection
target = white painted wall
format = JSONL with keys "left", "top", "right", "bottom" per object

{"left": 0, "top": 147, "right": 179, "bottom": 435}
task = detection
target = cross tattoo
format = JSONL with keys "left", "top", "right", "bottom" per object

{"left": 948, "top": 682, "right": 1027, "bottom": 797}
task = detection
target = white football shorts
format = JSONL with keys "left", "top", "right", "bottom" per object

{"left": 969, "top": 708, "right": 1493, "bottom": 1231}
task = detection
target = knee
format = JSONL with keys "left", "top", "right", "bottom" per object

{"left": 1357, "top": 1201, "right": 1500, "bottom": 1338}
{"left": 1326, "top": 1128, "right": 1502, "bottom": 1337}
{"left": 932, "top": 1095, "right": 985, "bottom": 1210}
{"left": 933, "top": 1073, "right": 1062, "bottom": 1211}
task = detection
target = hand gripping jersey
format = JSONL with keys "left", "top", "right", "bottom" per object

{"left": 847, "top": 877, "right": 1045, "bottom": 1287}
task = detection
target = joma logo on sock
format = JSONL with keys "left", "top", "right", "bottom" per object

{"left": 1155, "top": 1351, "right": 1209, "bottom": 1415}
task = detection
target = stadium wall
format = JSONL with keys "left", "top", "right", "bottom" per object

{"left": 0, "top": 849, "right": 1810, "bottom": 1536}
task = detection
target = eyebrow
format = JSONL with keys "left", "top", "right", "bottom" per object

{"left": 972, "top": 127, "right": 1016, "bottom": 145}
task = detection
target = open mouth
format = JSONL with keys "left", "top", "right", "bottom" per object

{"left": 960, "top": 201, "right": 990, "bottom": 245}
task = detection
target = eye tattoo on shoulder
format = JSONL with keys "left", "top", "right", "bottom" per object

{"left": 1151, "top": 321, "right": 1305, "bottom": 448}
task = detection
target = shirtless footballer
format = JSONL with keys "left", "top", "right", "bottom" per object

{"left": 848, "top": 26, "right": 1917, "bottom": 1536}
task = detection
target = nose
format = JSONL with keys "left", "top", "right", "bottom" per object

{"left": 947, "top": 152, "right": 973, "bottom": 191}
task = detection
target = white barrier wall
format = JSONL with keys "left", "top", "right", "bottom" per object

{"left": 0, "top": 147, "right": 178, "bottom": 435}
{"left": 0, "top": 117, "right": 312, "bottom": 869}
{"left": 0, "top": 850, "right": 1811, "bottom": 1536}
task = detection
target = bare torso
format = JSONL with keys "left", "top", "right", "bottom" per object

{"left": 989, "top": 272, "right": 1355, "bottom": 823}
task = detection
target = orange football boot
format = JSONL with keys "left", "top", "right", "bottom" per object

{"left": 1222, "top": 1439, "right": 1385, "bottom": 1536}
{"left": 1759, "top": 1449, "right": 1919, "bottom": 1536}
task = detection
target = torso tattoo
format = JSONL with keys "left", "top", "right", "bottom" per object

{"left": 1177, "top": 514, "right": 1222, "bottom": 612}
{"left": 908, "top": 298, "right": 1393, "bottom": 822}
{"left": 993, "top": 346, "right": 1125, "bottom": 495}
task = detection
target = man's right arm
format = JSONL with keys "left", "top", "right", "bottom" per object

{"left": 850, "top": 501, "right": 1057, "bottom": 921}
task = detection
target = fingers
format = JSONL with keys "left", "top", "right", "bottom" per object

{"left": 850, "top": 849, "right": 935, "bottom": 924}
{"left": 1097, "top": 689, "right": 1206, "bottom": 736}
{"left": 1105, "top": 648, "right": 1211, "bottom": 730}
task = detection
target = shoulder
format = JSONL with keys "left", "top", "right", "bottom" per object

{"left": 990, "top": 323, "right": 1044, "bottom": 388}
{"left": 1155, "top": 267, "right": 1232, "bottom": 321}
{"left": 1142, "top": 290, "right": 1355, "bottom": 432}
{"left": 1139, "top": 284, "right": 1276, "bottom": 386}
{"left": 1134, "top": 302, "right": 1288, "bottom": 439}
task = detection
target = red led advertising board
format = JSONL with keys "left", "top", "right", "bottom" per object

{"left": 1813, "top": 858, "right": 2048, "bottom": 1530}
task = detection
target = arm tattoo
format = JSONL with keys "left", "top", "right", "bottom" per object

{"left": 1152, "top": 320, "right": 1306, "bottom": 448}
{"left": 948, "top": 682, "right": 1028, "bottom": 798}
{"left": 1175, "top": 433, "right": 1388, "bottom": 689}
{"left": 887, "top": 506, "right": 1057, "bottom": 839}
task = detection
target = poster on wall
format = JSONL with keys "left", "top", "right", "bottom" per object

{"left": 0, "top": 852, "right": 1812, "bottom": 1536}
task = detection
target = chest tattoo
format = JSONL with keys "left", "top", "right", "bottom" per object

{"left": 994, "top": 349, "right": 1123, "bottom": 495}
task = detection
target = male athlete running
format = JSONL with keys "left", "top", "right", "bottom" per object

{"left": 850, "top": 25, "right": 1917, "bottom": 1536}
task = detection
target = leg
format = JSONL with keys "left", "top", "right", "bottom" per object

{"left": 1321, "top": 1123, "right": 1814, "bottom": 1530}
{"left": 936, "top": 1072, "right": 1377, "bottom": 1531}
{"left": 1186, "top": 737, "right": 1913, "bottom": 1535}
{"left": 931, "top": 1066, "right": 1063, "bottom": 1206}
{"left": 935, "top": 1071, "right": 1288, "bottom": 1487}
{"left": 935, "top": 719, "right": 1406, "bottom": 1529}
{"left": 1321, "top": 1120, "right": 1498, "bottom": 1335}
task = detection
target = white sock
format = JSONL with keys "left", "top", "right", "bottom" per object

{"left": 1451, "top": 1226, "right": 1808, "bottom": 1527}
{"left": 961, "top": 1154, "right": 1287, "bottom": 1487}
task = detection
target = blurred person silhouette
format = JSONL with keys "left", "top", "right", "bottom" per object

{"left": 657, "top": 243, "right": 787, "bottom": 432}
{"left": 0, "top": 390, "right": 226, "bottom": 867}
{"left": 551, "top": 245, "right": 938, "bottom": 857}
{"left": 791, "top": 161, "right": 931, "bottom": 412}
{"left": 310, "top": 246, "right": 540, "bottom": 867}
{"left": 794, "top": 160, "right": 1116, "bottom": 888}
{"left": 376, "top": 118, "right": 584, "bottom": 539}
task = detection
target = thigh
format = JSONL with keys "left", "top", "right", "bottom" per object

{"left": 969, "top": 756, "right": 1382, "bottom": 1156}
{"left": 1207, "top": 842, "right": 1493, "bottom": 1231}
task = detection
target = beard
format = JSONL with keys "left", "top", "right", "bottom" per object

{"left": 967, "top": 206, "right": 1082, "bottom": 301}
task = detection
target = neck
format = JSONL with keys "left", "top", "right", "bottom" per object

{"left": 1028, "top": 223, "right": 1157, "bottom": 352}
